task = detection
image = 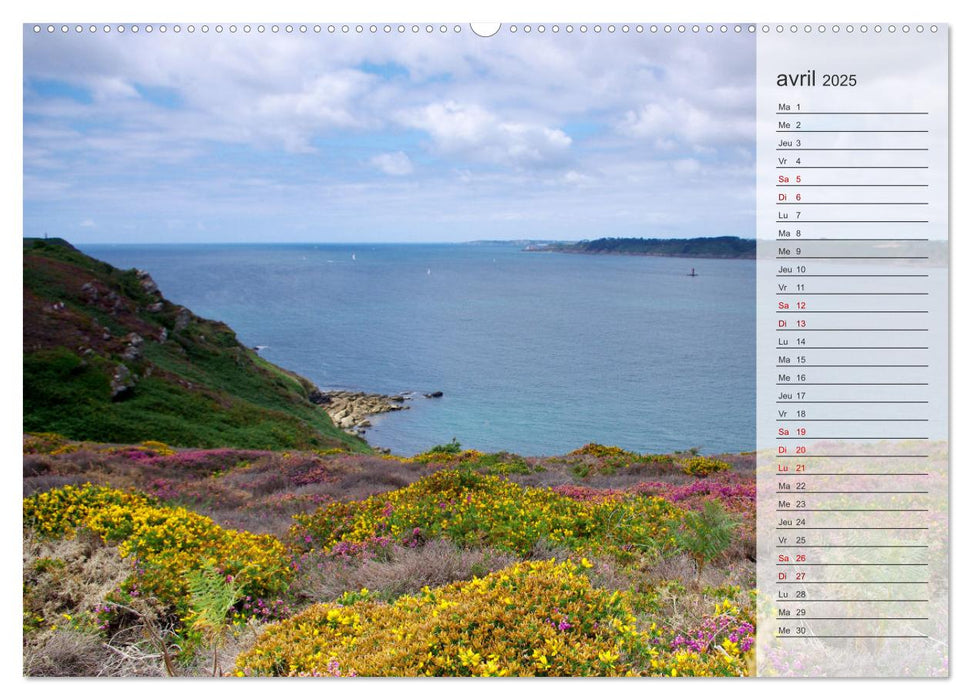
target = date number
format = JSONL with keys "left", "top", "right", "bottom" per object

{"left": 823, "top": 74, "right": 857, "bottom": 87}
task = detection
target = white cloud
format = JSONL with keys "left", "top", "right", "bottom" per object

{"left": 248, "top": 71, "right": 378, "bottom": 152}
{"left": 398, "top": 101, "right": 572, "bottom": 168}
{"left": 619, "top": 97, "right": 751, "bottom": 147}
{"left": 22, "top": 30, "right": 756, "bottom": 243}
{"left": 562, "top": 170, "right": 594, "bottom": 186}
{"left": 89, "top": 76, "right": 139, "bottom": 101}
{"left": 370, "top": 151, "right": 414, "bottom": 176}
{"left": 672, "top": 159, "right": 702, "bottom": 175}
{"left": 79, "top": 219, "right": 96, "bottom": 228}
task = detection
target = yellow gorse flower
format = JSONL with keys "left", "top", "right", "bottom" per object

{"left": 290, "top": 469, "right": 683, "bottom": 559}
{"left": 236, "top": 559, "right": 652, "bottom": 678}
{"left": 24, "top": 484, "right": 292, "bottom": 628}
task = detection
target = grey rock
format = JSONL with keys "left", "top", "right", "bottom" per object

{"left": 110, "top": 364, "right": 136, "bottom": 399}
{"left": 121, "top": 333, "right": 144, "bottom": 361}
{"left": 137, "top": 270, "right": 160, "bottom": 296}
{"left": 174, "top": 307, "right": 192, "bottom": 333}
{"left": 308, "top": 389, "right": 331, "bottom": 405}
{"left": 81, "top": 282, "right": 99, "bottom": 302}
{"left": 315, "top": 389, "right": 417, "bottom": 434}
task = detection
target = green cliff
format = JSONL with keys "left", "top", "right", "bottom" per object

{"left": 23, "top": 238, "right": 367, "bottom": 452}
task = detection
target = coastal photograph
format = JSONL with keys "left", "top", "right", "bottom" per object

{"left": 23, "top": 24, "right": 757, "bottom": 677}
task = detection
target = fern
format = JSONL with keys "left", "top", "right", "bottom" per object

{"left": 186, "top": 562, "right": 244, "bottom": 673}
{"left": 674, "top": 501, "right": 737, "bottom": 580}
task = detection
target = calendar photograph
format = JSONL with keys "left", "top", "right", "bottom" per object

{"left": 20, "top": 21, "right": 947, "bottom": 680}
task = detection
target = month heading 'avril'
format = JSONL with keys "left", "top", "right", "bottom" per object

{"left": 776, "top": 69, "right": 858, "bottom": 87}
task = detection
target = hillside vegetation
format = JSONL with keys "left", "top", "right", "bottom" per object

{"left": 23, "top": 238, "right": 365, "bottom": 452}
{"left": 23, "top": 439, "right": 756, "bottom": 677}
{"left": 531, "top": 236, "right": 755, "bottom": 259}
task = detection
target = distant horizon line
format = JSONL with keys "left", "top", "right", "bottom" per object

{"left": 26, "top": 235, "right": 756, "bottom": 247}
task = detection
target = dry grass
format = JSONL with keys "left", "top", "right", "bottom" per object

{"left": 23, "top": 531, "right": 132, "bottom": 622}
{"left": 22, "top": 449, "right": 440, "bottom": 539}
{"left": 23, "top": 627, "right": 166, "bottom": 677}
{"left": 22, "top": 532, "right": 177, "bottom": 677}
{"left": 295, "top": 539, "right": 519, "bottom": 604}
{"left": 633, "top": 552, "right": 755, "bottom": 634}
{"left": 22, "top": 530, "right": 247, "bottom": 677}
{"left": 23, "top": 454, "right": 53, "bottom": 478}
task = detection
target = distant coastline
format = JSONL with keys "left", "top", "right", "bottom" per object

{"left": 525, "top": 236, "right": 756, "bottom": 260}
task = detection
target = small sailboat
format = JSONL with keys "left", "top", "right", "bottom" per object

{"left": 688, "top": 267, "right": 698, "bottom": 277}
{"left": 427, "top": 268, "right": 432, "bottom": 275}
{"left": 351, "top": 253, "right": 357, "bottom": 261}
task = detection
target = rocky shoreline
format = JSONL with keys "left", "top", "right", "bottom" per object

{"left": 309, "top": 389, "right": 443, "bottom": 436}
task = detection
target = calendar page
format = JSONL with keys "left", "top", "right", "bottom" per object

{"left": 20, "top": 18, "right": 949, "bottom": 680}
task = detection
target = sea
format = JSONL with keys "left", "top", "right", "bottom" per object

{"left": 81, "top": 243, "right": 755, "bottom": 457}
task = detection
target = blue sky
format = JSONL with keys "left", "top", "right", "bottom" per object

{"left": 23, "top": 26, "right": 755, "bottom": 243}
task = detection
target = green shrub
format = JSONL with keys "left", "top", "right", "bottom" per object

{"left": 428, "top": 438, "right": 462, "bottom": 455}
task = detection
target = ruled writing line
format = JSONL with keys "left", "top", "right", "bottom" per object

{"left": 775, "top": 148, "right": 928, "bottom": 151}
{"left": 775, "top": 293, "right": 929, "bottom": 295}
{"left": 776, "top": 599, "right": 929, "bottom": 603}
{"left": 776, "top": 167, "right": 929, "bottom": 169}
{"left": 774, "top": 221, "right": 929, "bottom": 224}
{"left": 773, "top": 111, "right": 929, "bottom": 115}
{"left": 777, "top": 636, "right": 930, "bottom": 639}
{"left": 773, "top": 366, "right": 929, "bottom": 369}
{"left": 775, "top": 509, "right": 929, "bottom": 512}
{"left": 775, "top": 310, "right": 929, "bottom": 313}
{"left": 774, "top": 239, "right": 930, "bottom": 242}
{"left": 776, "top": 202, "right": 928, "bottom": 205}
{"left": 774, "top": 617, "right": 929, "bottom": 620}
{"left": 776, "top": 129, "right": 928, "bottom": 133}
{"left": 775, "top": 455, "right": 929, "bottom": 458}
{"left": 774, "top": 489, "right": 928, "bottom": 493}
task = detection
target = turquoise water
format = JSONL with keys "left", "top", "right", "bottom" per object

{"left": 82, "top": 243, "right": 755, "bottom": 456}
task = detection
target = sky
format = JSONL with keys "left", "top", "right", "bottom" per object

{"left": 23, "top": 24, "right": 756, "bottom": 244}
